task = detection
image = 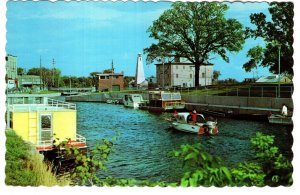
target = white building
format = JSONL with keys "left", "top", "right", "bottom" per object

{"left": 256, "top": 75, "right": 292, "bottom": 83}
{"left": 155, "top": 57, "right": 213, "bottom": 88}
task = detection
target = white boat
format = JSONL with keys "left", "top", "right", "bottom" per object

{"left": 171, "top": 112, "right": 218, "bottom": 135}
{"left": 123, "top": 94, "right": 145, "bottom": 108}
{"left": 268, "top": 114, "right": 293, "bottom": 125}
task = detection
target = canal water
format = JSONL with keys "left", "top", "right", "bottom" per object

{"left": 76, "top": 102, "right": 293, "bottom": 183}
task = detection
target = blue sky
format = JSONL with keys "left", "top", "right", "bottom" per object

{"left": 6, "top": 1, "right": 272, "bottom": 81}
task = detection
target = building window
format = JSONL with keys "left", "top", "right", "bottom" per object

{"left": 114, "top": 75, "right": 119, "bottom": 79}
{"left": 202, "top": 73, "right": 205, "bottom": 77}
{"left": 100, "top": 76, "right": 105, "bottom": 79}
{"left": 106, "top": 76, "right": 109, "bottom": 79}
{"left": 190, "top": 74, "right": 192, "bottom": 79}
{"left": 176, "top": 74, "right": 178, "bottom": 78}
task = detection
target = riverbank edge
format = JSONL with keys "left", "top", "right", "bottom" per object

{"left": 65, "top": 92, "right": 293, "bottom": 116}
{"left": 5, "top": 129, "right": 70, "bottom": 186}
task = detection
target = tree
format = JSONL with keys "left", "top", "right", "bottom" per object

{"left": 213, "top": 70, "right": 221, "bottom": 82}
{"left": 244, "top": 2, "right": 293, "bottom": 75}
{"left": 27, "top": 67, "right": 61, "bottom": 89}
{"left": 144, "top": 2, "right": 245, "bottom": 87}
{"left": 17, "top": 67, "right": 26, "bottom": 75}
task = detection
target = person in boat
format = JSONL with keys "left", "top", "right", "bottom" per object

{"left": 188, "top": 109, "right": 198, "bottom": 124}
{"left": 281, "top": 104, "right": 288, "bottom": 116}
{"left": 172, "top": 110, "right": 179, "bottom": 119}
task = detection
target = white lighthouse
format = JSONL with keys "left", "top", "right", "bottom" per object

{"left": 135, "top": 53, "right": 146, "bottom": 87}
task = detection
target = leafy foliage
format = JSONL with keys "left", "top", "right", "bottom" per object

{"left": 144, "top": 2, "right": 245, "bottom": 86}
{"left": 65, "top": 139, "right": 114, "bottom": 186}
{"left": 250, "top": 132, "right": 293, "bottom": 186}
{"left": 171, "top": 132, "right": 292, "bottom": 187}
{"left": 244, "top": 2, "right": 293, "bottom": 75}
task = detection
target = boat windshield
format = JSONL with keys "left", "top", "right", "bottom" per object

{"left": 196, "top": 115, "right": 206, "bottom": 123}
{"left": 161, "top": 93, "right": 181, "bottom": 100}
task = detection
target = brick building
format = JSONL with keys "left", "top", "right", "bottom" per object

{"left": 97, "top": 71, "right": 124, "bottom": 91}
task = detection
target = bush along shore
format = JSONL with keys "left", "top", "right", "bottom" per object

{"left": 5, "top": 129, "right": 292, "bottom": 186}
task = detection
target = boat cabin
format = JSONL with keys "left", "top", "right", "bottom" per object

{"left": 123, "top": 94, "right": 145, "bottom": 108}
{"left": 175, "top": 112, "right": 206, "bottom": 124}
{"left": 6, "top": 94, "right": 87, "bottom": 152}
{"left": 148, "top": 91, "right": 185, "bottom": 111}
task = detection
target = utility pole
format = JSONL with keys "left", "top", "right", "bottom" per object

{"left": 40, "top": 56, "right": 42, "bottom": 90}
{"left": 52, "top": 58, "right": 55, "bottom": 88}
{"left": 278, "top": 45, "right": 281, "bottom": 98}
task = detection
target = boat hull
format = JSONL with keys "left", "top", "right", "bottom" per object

{"left": 171, "top": 122, "right": 218, "bottom": 135}
{"left": 268, "top": 114, "right": 293, "bottom": 125}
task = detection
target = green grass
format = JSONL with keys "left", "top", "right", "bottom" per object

{"left": 5, "top": 129, "right": 70, "bottom": 186}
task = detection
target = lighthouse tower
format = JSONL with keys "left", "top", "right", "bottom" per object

{"left": 135, "top": 53, "right": 146, "bottom": 87}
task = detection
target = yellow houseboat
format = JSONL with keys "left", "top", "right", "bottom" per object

{"left": 6, "top": 94, "right": 87, "bottom": 152}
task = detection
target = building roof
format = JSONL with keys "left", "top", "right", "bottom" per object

{"left": 155, "top": 62, "right": 213, "bottom": 66}
{"left": 96, "top": 72, "right": 124, "bottom": 76}
{"left": 256, "top": 75, "right": 292, "bottom": 83}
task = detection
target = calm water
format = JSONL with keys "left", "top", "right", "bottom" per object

{"left": 76, "top": 102, "right": 293, "bottom": 182}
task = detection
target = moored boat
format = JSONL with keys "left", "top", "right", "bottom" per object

{"left": 139, "top": 91, "right": 185, "bottom": 112}
{"left": 268, "top": 114, "right": 293, "bottom": 125}
{"left": 171, "top": 112, "right": 218, "bottom": 135}
{"left": 123, "top": 94, "right": 145, "bottom": 108}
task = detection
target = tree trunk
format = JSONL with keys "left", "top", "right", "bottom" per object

{"left": 194, "top": 62, "right": 200, "bottom": 87}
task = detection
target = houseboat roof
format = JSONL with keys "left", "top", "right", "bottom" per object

{"left": 7, "top": 97, "right": 76, "bottom": 112}
{"left": 149, "top": 91, "right": 182, "bottom": 101}
{"left": 8, "top": 104, "right": 76, "bottom": 112}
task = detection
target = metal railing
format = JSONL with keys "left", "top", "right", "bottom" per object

{"left": 36, "top": 134, "right": 86, "bottom": 151}
{"left": 47, "top": 98, "right": 76, "bottom": 110}
{"left": 181, "top": 85, "right": 293, "bottom": 98}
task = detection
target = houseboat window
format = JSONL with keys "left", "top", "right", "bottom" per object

{"left": 41, "top": 115, "right": 51, "bottom": 129}
{"left": 40, "top": 114, "right": 52, "bottom": 142}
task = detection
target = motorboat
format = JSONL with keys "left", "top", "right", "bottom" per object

{"left": 139, "top": 91, "right": 185, "bottom": 112}
{"left": 171, "top": 112, "right": 218, "bottom": 135}
{"left": 268, "top": 114, "right": 293, "bottom": 125}
{"left": 123, "top": 94, "right": 145, "bottom": 108}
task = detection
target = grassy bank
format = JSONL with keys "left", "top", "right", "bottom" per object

{"left": 5, "top": 129, "right": 69, "bottom": 186}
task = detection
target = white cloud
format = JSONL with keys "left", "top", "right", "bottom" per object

{"left": 226, "top": 2, "right": 269, "bottom": 13}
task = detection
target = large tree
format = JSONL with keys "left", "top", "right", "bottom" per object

{"left": 144, "top": 2, "right": 245, "bottom": 87}
{"left": 27, "top": 67, "right": 61, "bottom": 88}
{"left": 243, "top": 2, "right": 293, "bottom": 75}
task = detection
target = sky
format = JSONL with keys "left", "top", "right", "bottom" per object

{"left": 6, "top": 1, "right": 272, "bottom": 81}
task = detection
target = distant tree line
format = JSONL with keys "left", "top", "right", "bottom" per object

{"left": 18, "top": 67, "right": 135, "bottom": 90}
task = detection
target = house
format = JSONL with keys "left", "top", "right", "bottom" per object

{"left": 256, "top": 75, "right": 292, "bottom": 83}
{"left": 155, "top": 57, "right": 214, "bottom": 88}
{"left": 5, "top": 54, "right": 18, "bottom": 89}
{"left": 18, "top": 75, "right": 43, "bottom": 90}
{"left": 97, "top": 72, "right": 124, "bottom": 91}
{"left": 6, "top": 94, "right": 87, "bottom": 152}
